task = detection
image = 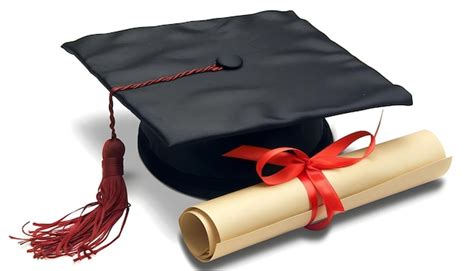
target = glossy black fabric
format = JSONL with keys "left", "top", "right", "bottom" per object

{"left": 63, "top": 10, "right": 413, "bottom": 198}
{"left": 62, "top": 10, "right": 412, "bottom": 147}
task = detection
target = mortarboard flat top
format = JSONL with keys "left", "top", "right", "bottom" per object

{"left": 63, "top": 10, "right": 412, "bottom": 198}
{"left": 63, "top": 10, "right": 411, "bottom": 146}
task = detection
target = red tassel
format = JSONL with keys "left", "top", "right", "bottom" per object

{"left": 10, "top": 138, "right": 129, "bottom": 261}
{"left": 10, "top": 90, "right": 130, "bottom": 261}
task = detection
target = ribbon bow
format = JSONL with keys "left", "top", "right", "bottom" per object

{"left": 224, "top": 130, "right": 377, "bottom": 230}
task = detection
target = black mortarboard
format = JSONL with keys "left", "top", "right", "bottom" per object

{"left": 62, "top": 10, "right": 411, "bottom": 198}
{"left": 12, "top": 10, "right": 412, "bottom": 260}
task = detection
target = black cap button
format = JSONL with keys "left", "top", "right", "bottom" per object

{"left": 216, "top": 54, "right": 243, "bottom": 70}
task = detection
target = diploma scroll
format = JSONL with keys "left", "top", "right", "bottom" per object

{"left": 179, "top": 130, "right": 451, "bottom": 262}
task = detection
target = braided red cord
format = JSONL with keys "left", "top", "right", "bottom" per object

{"left": 108, "top": 63, "right": 223, "bottom": 139}
{"left": 109, "top": 91, "right": 117, "bottom": 139}
{"left": 111, "top": 63, "right": 223, "bottom": 92}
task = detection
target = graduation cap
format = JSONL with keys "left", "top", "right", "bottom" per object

{"left": 11, "top": 10, "right": 412, "bottom": 260}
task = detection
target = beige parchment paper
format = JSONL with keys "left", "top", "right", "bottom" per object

{"left": 179, "top": 130, "right": 452, "bottom": 262}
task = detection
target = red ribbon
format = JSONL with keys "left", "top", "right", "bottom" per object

{"left": 223, "top": 130, "right": 377, "bottom": 230}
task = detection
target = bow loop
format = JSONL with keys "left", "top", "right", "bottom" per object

{"left": 255, "top": 147, "right": 308, "bottom": 186}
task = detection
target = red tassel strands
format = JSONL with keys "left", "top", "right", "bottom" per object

{"left": 10, "top": 63, "right": 223, "bottom": 261}
{"left": 9, "top": 92, "right": 129, "bottom": 261}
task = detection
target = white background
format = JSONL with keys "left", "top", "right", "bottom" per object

{"left": 1, "top": 1, "right": 472, "bottom": 270}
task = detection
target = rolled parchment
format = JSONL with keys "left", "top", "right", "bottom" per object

{"left": 179, "top": 130, "right": 451, "bottom": 262}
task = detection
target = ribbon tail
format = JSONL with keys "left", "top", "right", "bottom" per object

{"left": 223, "top": 145, "right": 270, "bottom": 161}
{"left": 304, "top": 170, "right": 344, "bottom": 231}
{"left": 298, "top": 172, "right": 320, "bottom": 225}
{"left": 223, "top": 145, "right": 301, "bottom": 167}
